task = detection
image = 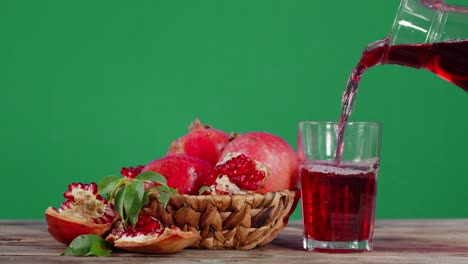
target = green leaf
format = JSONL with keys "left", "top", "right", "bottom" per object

{"left": 114, "top": 187, "right": 125, "bottom": 221}
{"left": 170, "top": 187, "right": 178, "bottom": 195}
{"left": 198, "top": 186, "right": 211, "bottom": 195}
{"left": 156, "top": 185, "right": 178, "bottom": 195}
{"left": 141, "top": 191, "right": 150, "bottom": 209}
{"left": 98, "top": 176, "right": 119, "bottom": 198}
{"left": 130, "top": 191, "right": 150, "bottom": 224}
{"left": 135, "top": 171, "right": 167, "bottom": 186}
{"left": 158, "top": 191, "right": 171, "bottom": 208}
{"left": 123, "top": 180, "right": 145, "bottom": 227}
{"left": 87, "top": 242, "right": 112, "bottom": 257}
{"left": 61, "top": 234, "right": 111, "bottom": 257}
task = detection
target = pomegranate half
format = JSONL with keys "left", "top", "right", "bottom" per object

{"left": 106, "top": 212, "right": 200, "bottom": 254}
{"left": 45, "top": 182, "right": 118, "bottom": 245}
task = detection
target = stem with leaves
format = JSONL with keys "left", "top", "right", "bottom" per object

{"left": 98, "top": 171, "right": 177, "bottom": 227}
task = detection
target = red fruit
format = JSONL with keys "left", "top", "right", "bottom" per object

{"left": 142, "top": 155, "right": 213, "bottom": 195}
{"left": 206, "top": 132, "right": 298, "bottom": 194}
{"left": 166, "top": 119, "right": 230, "bottom": 166}
{"left": 106, "top": 212, "right": 200, "bottom": 254}
{"left": 45, "top": 182, "right": 118, "bottom": 245}
{"left": 121, "top": 165, "right": 144, "bottom": 178}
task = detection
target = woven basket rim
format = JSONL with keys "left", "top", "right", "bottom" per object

{"left": 168, "top": 189, "right": 299, "bottom": 198}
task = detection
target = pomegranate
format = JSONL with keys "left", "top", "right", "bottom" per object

{"left": 45, "top": 182, "right": 118, "bottom": 245}
{"left": 205, "top": 132, "right": 298, "bottom": 194}
{"left": 142, "top": 155, "right": 213, "bottom": 195}
{"left": 106, "top": 212, "right": 200, "bottom": 254}
{"left": 166, "top": 119, "right": 230, "bottom": 165}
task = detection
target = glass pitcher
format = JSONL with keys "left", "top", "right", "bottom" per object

{"left": 364, "top": 0, "right": 468, "bottom": 91}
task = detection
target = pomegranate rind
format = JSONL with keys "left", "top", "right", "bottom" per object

{"left": 167, "top": 130, "right": 220, "bottom": 165}
{"left": 45, "top": 207, "right": 115, "bottom": 245}
{"left": 142, "top": 155, "right": 213, "bottom": 195}
{"left": 166, "top": 119, "right": 230, "bottom": 166}
{"left": 110, "top": 228, "right": 201, "bottom": 254}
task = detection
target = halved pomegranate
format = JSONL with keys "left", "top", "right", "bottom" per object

{"left": 45, "top": 182, "right": 118, "bottom": 245}
{"left": 166, "top": 119, "right": 230, "bottom": 166}
{"left": 205, "top": 132, "right": 298, "bottom": 194}
{"left": 106, "top": 212, "right": 200, "bottom": 254}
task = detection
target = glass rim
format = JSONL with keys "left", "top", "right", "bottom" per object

{"left": 298, "top": 121, "right": 383, "bottom": 126}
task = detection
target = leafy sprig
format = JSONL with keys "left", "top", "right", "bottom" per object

{"left": 98, "top": 171, "right": 177, "bottom": 227}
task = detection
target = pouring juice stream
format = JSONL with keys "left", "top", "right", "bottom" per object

{"left": 334, "top": 0, "right": 468, "bottom": 162}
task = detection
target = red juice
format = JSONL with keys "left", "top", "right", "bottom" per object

{"left": 300, "top": 161, "right": 378, "bottom": 251}
{"left": 335, "top": 38, "right": 468, "bottom": 162}
{"left": 385, "top": 39, "right": 468, "bottom": 91}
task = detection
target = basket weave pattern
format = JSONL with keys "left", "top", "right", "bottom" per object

{"left": 145, "top": 190, "right": 298, "bottom": 249}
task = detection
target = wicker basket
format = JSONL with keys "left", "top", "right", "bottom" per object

{"left": 145, "top": 190, "right": 299, "bottom": 250}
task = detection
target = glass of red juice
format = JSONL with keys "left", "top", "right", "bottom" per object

{"left": 298, "top": 121, "right": 382, "bottom": 253}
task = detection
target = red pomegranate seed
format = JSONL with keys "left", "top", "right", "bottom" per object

{"left": 121, "top": 165, "right": 145, "bottom": 178}
{"left": 212, "top": 154, "right": 266, "bottom": 192}
{"left": 123, "top": 213, "right": 163, "bottom": 237}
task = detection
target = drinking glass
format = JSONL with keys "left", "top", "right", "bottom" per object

{"left": 298, "top": 121, "right": 382, "bottom": 252}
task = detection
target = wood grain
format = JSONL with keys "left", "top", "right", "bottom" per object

{"left": 1, "top": 219, "right": 468, "bottom": 263}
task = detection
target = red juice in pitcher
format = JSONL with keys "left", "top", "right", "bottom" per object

{"left": 300, "top": 161, "right": 379, "bottom": 252}
{"left": 386, "top": 39, "right": 468, "bottom": 91}
{"left": 335, "top": 38, "right": 468, "bottom": 162}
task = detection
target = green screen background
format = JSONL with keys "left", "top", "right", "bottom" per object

{"left": 1, "top": 0, "right": 467, "bottom": 220}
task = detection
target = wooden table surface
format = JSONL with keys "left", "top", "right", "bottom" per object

{"left": 1, "top": 219, "right": 468, "bottom": 263}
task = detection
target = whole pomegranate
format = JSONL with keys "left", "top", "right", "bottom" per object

{"left": 166, "top": 119, "right": 230, "bottom": 166}
{"left": 45, "top": 182, "right": 118, "bottom": 245}
{"left": 142, "top": 155, "right": 213, "bottom": 195}
{"left": 205, "top": 132, "right": 298, "bottom": 194}
{"left": 106, "top": 212, "right": 200, "bottom": 254}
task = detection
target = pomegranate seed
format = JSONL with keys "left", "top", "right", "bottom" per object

{"left": 212, "top": 154, "right": 266, "bottom": 192}
{"left": 121, "top": 165, "right": 145, "bottom": 178}
{"left": 88, "top": 183, "right": 98, "bottom": 194}
{"left": 121, "top": 213, "right": 163, "bottom": 237}
{"left": 104, "top": 211, "right": 115, "bottom": 218}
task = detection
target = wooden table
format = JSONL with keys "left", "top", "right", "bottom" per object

{"left": 1, "top": 219, "right": 468, "bottom": 263}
